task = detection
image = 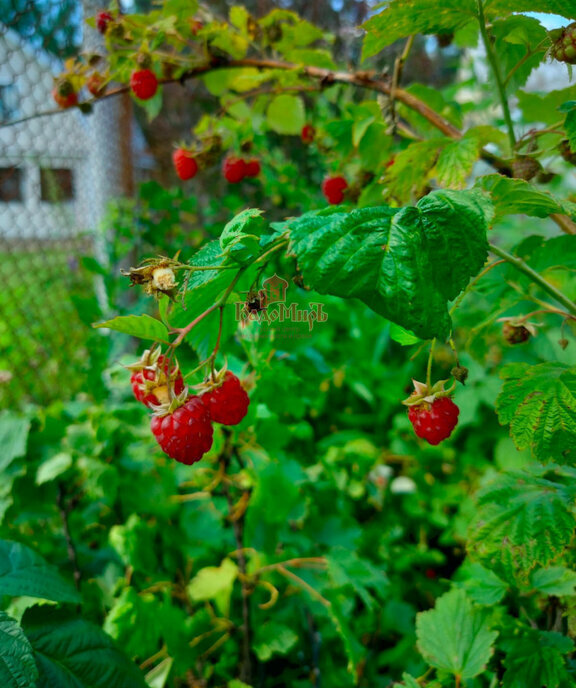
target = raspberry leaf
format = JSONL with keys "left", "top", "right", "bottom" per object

{"left": 266, "top": 94, "right": 306, "bottom": 135}
{"left": 476, "top": 175, "right": 576, "bottom": 220}
{"left": 416, "top": 588, "right": 498, "bottom": 680}
{"left": 0, "top": 612, "right": 38, "bottom": 688}
{"left": 93, "top": 314, "right": 169, "bottom": 342}
{"left": 220, "top": 208, "right": 266, "bottom": 264}
{"left": 0, "top": 540, "right": 80, "bottom": 603}
{"left": 287, "top": 191, "right": 490, "bottom": 339}
{"left": 22, "top": 606, "right": 147, "bottom": 688}
{"left": 496, "top": 363, "right": 576, "bottom": 463}
{"left": 467, "top": 468, "right": 576, "bottom": 578}
{"left": 501, "top": 630, "right": 574, "bottom": 688}
{"left": 362, "top": 0, "right": 477, "bottom": 59}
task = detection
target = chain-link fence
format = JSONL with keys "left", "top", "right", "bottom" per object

{"left": 0, "top": 0, "right": 136, "bottom": 408}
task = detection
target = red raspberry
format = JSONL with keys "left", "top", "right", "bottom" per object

{"left": 244, "top": 159, "right": 261, "bottom": 178}
{"left": 200, "top": 371, "right": 250, "bottom": 426}
{"left": 151, "top": 396, "right": 213, "bottom": 464}
{"left": 408, "top": 397, "right": 459, "bottom": 445}
{"left": 52, "top": 89, "right": 78, "bottom": 109}
{"left": 223, "top": 156, "right": 247, "bottom": 183}
{"left": 130, "top": 354, "right": 184, "bottom": 407}
{"left": 173, "top": 148, "right": 199, "bottom": 180}
{"left": 96, "top": 11, "right": 113, "bottom": 34}
{"left": 301, "top": 124, "right": 315, "bottom": 144}
{"left": 322, "top": 176, "right": 347, "bottom": 205}
{"left": 86, "top": 73, "right": 106, "bottom": 97}
{"left": 130, "top": 69, "right": 158, "bottom": 100}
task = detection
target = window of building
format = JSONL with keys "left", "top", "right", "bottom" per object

{"left": 40, "top": 168, "right": 74, "bottom": 202}
{"left": 0, "top": 167, "right": 23, "bottom": 202}
{"left": 0, "top": 84, "right": 20, "bottom": 123}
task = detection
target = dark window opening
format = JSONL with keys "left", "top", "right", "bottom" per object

{"left": 0, "top": 167, "right": 23, "bottom": 202}
{"left": 40, "top": 168, "right": 74, "bottom": 202}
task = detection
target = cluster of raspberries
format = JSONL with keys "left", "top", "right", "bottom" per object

{"left": 129, "top": 350, "right": 250, "bottom": 465}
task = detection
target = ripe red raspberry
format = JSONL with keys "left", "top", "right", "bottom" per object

{"left": 130, "top": 69, "right": 158, "bottom": 100}
{"left": 244, "top": 159, "right": 261, "bottom": 178}
{"left": 551, "top": 23, "right": 576, "bottom": 65}
{"left": 200, "top": 371, "right": 250, "bottom": 426}
{"left": 86, "top": 73, "right": 106, "bottom": 97}
{"left": 151, "top": 396, "right": 213, "bottom": 464}
{"left": 223, "top": 156, "right": 247, "bottom": 183}
{"left": 52, "top": 88, "right": 78, "bottom": 109}
{"left": 130, "top": 354, "right": 184, "bottom": 407}
{"left": 322, "top": 176, "right": 347, "bottom": 204}
{"left": 301, "top": 124, "right": 315, "bottom": 144}
{"left": 173, "top": 148, "right": 199, "bottom": 180}
{"left": 96, "top": 11, "right": 113, "bottom": 34}
{"left": 408, "top": 397, "right": 459, "bottom": 445}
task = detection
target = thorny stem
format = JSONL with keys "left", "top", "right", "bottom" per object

{"left": 477, "top": 0, "right": 516, "bottom": 150}
{"left": 503, "top": 37, "right": 549, "bottom": 88}
{"left": 489, "top": 243, "right": 576, "bottom": 316}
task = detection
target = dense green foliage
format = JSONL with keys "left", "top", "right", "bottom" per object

{"left": 2, "top": 1, "right": 576, "bottom": 687}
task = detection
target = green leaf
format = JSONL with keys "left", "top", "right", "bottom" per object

{"left": 565, "top": 109, "right": 576, "bottom": 153}
{"left": 531, "top": 567, "right": 576, "bottom": 596}
{"left": 455, "top": 561, "right": 508, "bottom": 605}
{"left": 187, "top": 558, "right": 238, "bottom": 616}
{"left": 517, "top": 86, "right": 576, "bottom": 125}
{"left": 288, "top": 192, "right": 489, "bottom": 339}
{"left": 253, "top": 622, "right": 298, "bottom": 661}
{"left": 0, "top": 612, "right": 38, "bottom": 688}
{"left": 0, "top": 412, "right": 30, "bottom": 472}
{"left": 22, "top": 606, "right": 147, "bottom": 688}
{"left": 416, "top": 589, "right": 498, "bottom": 679}
{"left": 468, "top": 469, "right": 576, "bottom": 576}
{"left": 329, "top": 599, "right": 365, "bottom": 680}
{"left": 501, "top": 630, "right": 574, "bottom": 688}
{"left": 362, "top": 0, "right": 477, "bottom": 59}
{"left": 385, "top": 139, "right": 443, "bottom": 203}
{"left": 496, "top": 363, "right": 576, "bottom": 463}
{"left": 94, "top": 314, "right": 169, "bottom": 342}
{"left": 476, "top": 175, "right": 573, "bottom": 221}
{"left": 220, "top": 208, "right": 266, "bottom": 264}
{"left": 435, "top": 136, "right": 480, "bottom": 189}
{"left": 282, "top": 48, "right": 336, "bottom": 69}
{"left": 492, "top": 16, "right": 549, "bottom": 91}
{"left": 266, "top": 94, "right": 305, "bottom": 135}
{"left": 485, "top": 0, "right": 576, "bottom": 19}
{"left": 389, "top": 323, "right": 421, "bottom": 346}
{"left": 145, "top": 657, "right": 173, "bottom": 688}
{"left": 0, "top": 540, "right": 80, "bottom": 603}
{"left": 35, "top": 452, "right": 72, "bottom": 485}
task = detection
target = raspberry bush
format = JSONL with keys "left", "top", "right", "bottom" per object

{"left": 2, "top": 1, "right": 576, "bottom": 687}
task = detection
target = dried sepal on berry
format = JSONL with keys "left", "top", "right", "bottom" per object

{"left": 401, "top": 378, "right": 455, "bottom": 407}
{"left": 121, "top": 256, "right": 180, "bottom": 298}
{"left": 127, "top": 348, "right": 185, "bottom": 407}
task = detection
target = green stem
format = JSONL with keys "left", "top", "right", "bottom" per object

{"left": 489, "top": 243, "right": 576, "bottom": 316}
{"left": 477, "top": 0, "right": 516, "bottom": 150}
